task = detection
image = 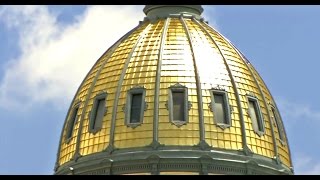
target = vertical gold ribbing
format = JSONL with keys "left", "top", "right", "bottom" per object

{"left": 106, "top": 23, "right": 153, "bottom": 153}
{"left": 152, "top": 18, "right": 170, "bottom": 148}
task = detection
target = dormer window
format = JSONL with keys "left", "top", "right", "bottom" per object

{"left": 210, "top": 89, "right": 231, "bottom": 129}
{"left": 125, "top": 87, "right": 146, "bottom": 128}
{"left": 247, "top": 96, "right": 265, "bottom": 136}
{"left": 66, "top": 103, "right": 80, "bottom": 142}
{"left": 167, "top": 84, "right": 191, "bottom": 127}
{"left": 89, "top": 92, "right": 107, "bottom": 134}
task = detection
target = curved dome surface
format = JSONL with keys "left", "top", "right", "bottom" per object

{"left": 54, "top": 5, "right": 293, "bottom": 175}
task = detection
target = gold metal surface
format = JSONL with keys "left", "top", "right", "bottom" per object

{"left": 58, "top": 17, "right": 291, "bottom": 168}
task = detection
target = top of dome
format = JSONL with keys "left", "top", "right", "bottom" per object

{"left": 143, "top": 5, "right": 204, "bottom": 20}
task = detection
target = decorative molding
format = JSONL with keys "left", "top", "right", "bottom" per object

{"left": 71, "top": 152, "right": 82, "bottom": 162}
{"left": 144, "top": 102, "right": 148, "bottom": 111}
{"left": 216, "top": 123, "right": 231, "bottom": 130}
{"left": 169, "top": 83, "right": 185, "bottom": 89}
{"left": 273, "top": 155, "right": 281, "bottom": 165}
{"left": 147, "top": 154, "right": 160, "bottom": 175}
{"left": 212, "top": 85, "right": 225, "bottom": 91}
{"left": 104, "top": 144, "right": 115, "bottom": 155}
{"left": 230, "top": 105, "right": 234, "bottom": 113}
{"left": 246, "top": 91, "right": 257, "bottom": 98}
{"left": 167, "top": 83, "right": 190, "bottom": 128}
{"left": 164, "top": 101, "right": 169, "bottom": 110}
{"left": 170, "top": 120, "right": 187, "bottom": 128}
{"left": 131, "top": 85, "right": 145, "bottom": 90}
{"left": 55, "top": 147, "right": 293, "bottom": 175}
{"left": 188, "top": 101, "right": 192, "bottom": 110}
{"left": 149, "top": 140, "right": 162, "bottom": 150}
{"left": 127, "top": 123, "right": 143, "bottom": 129}
{"left": 198, "top": 140, "right": 211, "bottom": 150}
{"left": 242, "top": 145, "right": 254, "bottom": 156}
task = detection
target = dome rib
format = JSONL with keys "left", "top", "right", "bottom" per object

{"left": 106, "top": 24, "right": 153, "bottom": 153}
{"left": 204, "top": 22, "right": 281, "bottom": 160}
{"left": 193, "top": 19, "right": 250, "bottom": 154}
{"left": 228, "top": 41, "right": 280, "bottom": 163}
{"left": 180, "top": 16, "right": 206, "bottom": 147}
{"left": 152, "top": 17, "right": 170, "bottom": 147}
{"left": 247, "top": 62, "right": 293, "bottom": 167}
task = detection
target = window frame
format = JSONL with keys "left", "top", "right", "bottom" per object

{"left": 247, "top": 96, "right": 265, "bottom": 136}
{"left": 209, "top": 89, "right": 231, "bottom": 130}
{"left": 89, "top": 92, "right": 107, "bottom": 134}
{"left": 167, "top": 83, "right": 191, "bottom": 127}
{"left": 124, "top": 87, "right": 147, "bottom": 129}
{"left": 270, "top": 104, "right": 286, "bottom": 145}
{"left": 65, "top": 101, "right": 81, "bottom": 143}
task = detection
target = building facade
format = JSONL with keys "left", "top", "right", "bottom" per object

{"left": 54, "top": 5, "right": 294, "bottom": 175}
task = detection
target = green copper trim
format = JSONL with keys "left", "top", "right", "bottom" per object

{"left": 55, "top": 147, "right": 292, "bottom": 175}
{"left": 144, "top": 5, "right": 203, "bottom": 20}
{"left": 180, "top": 16, "right": 207, "bottom": 148}
{"left": 152, "top": 17, "right": 170, "bottom": 149}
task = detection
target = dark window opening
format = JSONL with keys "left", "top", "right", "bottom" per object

{"left": 91, "top": 98, "right": 105, "bottom": 130}
{"left": 130, "top": 93, "right": 143, "bottom": 123}
{"left": 66, "top": 106, "right": 79, "bottom": 139}
{"left": 172, "top": 91, "right": 185, "bottom": 122}
{"left": 213, "top": 94, "right": 228, "bottom": 124}
{"left": 248, "top": 99, "right": 264, "bottom": 132}
{"left": 271, "top": 107, "right": 284, "bottom": 141}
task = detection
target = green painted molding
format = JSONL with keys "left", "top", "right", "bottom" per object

{"left": 180, "top": 16, "right": 206, "bottom": 144}
{"left": 55, "top": 147, "right": 292, "bottom": 175}
{"left": 143, "top": 5, "right": 203, "bottom": 20}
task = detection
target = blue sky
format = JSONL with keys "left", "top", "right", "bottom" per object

{"left": 0, "top": 5, "right": 319, "bottom": 175}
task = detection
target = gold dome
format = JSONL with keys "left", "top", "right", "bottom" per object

{"left": 54, "top": 5, "right": 293, "bottom": 175}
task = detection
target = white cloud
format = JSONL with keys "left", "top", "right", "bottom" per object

{"left": 0, "top": 5, "right": 219, "bottom": 112}
{"left": 276, "top": 97, "right": 320, "bottom": 124}
{"left": 293, "top": 153, "right": 320, "bottom": 175}
{"left": 0, "top": 5, "right": 144, "bottom": 110}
